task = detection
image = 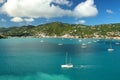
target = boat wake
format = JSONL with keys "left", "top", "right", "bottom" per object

{"left": 73, "top": 65, "right": 96, "bottom": 69}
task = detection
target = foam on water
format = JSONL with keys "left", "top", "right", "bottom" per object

{"left": 73, "top": 65, "right": 97, "bottom": 69}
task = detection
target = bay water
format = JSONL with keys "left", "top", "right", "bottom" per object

{"left": 0, "top": 38, "right": 120, "bottom": 80}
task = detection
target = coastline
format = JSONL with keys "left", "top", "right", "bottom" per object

{"left": 3, "top": 35, "right": 120, "bottom": 40}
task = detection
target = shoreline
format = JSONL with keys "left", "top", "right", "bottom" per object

{"left": 1, "top": 36, "right": 120, "bottom": 40}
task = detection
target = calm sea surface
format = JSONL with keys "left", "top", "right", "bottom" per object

{"left": 0, "top": 38, "right": 120, "bottom": 80}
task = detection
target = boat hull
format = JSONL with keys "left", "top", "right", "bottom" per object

{"left": 108, "top": 48, "right": 114, "bottom": 51}
{"left": 61, "top": 64, "right": 73, "bottom": 68}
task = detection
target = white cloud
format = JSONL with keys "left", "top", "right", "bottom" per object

{"left": 10, "top": 17, "right": 23, "bottom": 23}
{"left": 10, "top": 17, "right": 34, "bottom": 23}
{"left": 106, "top": 9, "right": 113, "bottom": 14}
{"left": 73, "top": 0, "right": 98, "bottom": 18}
{"left": 76, "top": 20, "right": 86, "bottom": 24}
{"left": 53, "top": 0, "right": 72, "bottom": 6}
{"left": 24, "top": 18, "right": 34, "bottom": 22}
{"left": 1, "top": 0, "right": 71, "bottom": 18}
{"left": 0, "top": 0, "right": 98, "bottom": 23}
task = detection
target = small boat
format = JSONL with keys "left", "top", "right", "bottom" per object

{"left": 108, "top": 48, "right": 114, "bottom": 52}
{"left": 115, "top": 42, "right": 120, "bottom": 45}
{"left": 58, "top": 43, "right": 63, "bottom": 45}
{"left": 61, "top": 63, "right": 73, "bottom": 68}
{"left": 79, "top": 39, "right": 82, "bottom": 42}
{"left": 108, "top": 39, "right": 114, "bottom": 52}
{"left": 81, "top": 38, "right": 87, "bottom": 48}
{"left": 81, "top": 43, "right": 87, "bottom": 48}
{"left": 61, "top": 53, "right": 73, "bottom": 68}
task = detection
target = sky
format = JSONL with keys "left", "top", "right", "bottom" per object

{"left": 0, "top": 0, "right": 120, "bottom": 27}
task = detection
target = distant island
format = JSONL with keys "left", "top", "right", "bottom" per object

{"left": 0, "top": 22, "right": 120, "bottom": 39}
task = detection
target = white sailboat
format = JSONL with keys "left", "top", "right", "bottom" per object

{"left": 81, "top": 43, "right": 87, "bottom": 48}
{"left": 79, "top": 39, "right": 82, "bottom": 42}
{"left": 81, "top": 38, "right": 87, "bottom": 48}
{"left": 61, "top": 53, "right": 73, "bottom": 68}
{"left": 88, "top": 39, "right": 92, "bottom": 44}
{"left": 58, "top": 43, "right": 63, "bottom": 45}
{"left": 115, "top": 42, "right": 120, "bottom": 45}
{"left": 108, "top": 39, "right": 114, "bottom": 52}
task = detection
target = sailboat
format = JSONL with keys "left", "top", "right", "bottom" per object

{"left": 79, "top": 39, "right": 82, "bottom": 42}
{"left": 81, "top": 43, "right": 87, "bottom": 48}
{"left": 81, "top": 38, "right": 87, "bottom": 48}
{"left": 61, "top": 52, "right": 73, "bottom": 68}
{"left": 108, "top": 39, "right": 114, "bottom": 51}
{"left": 58, "top": 43, "right": 63, "bottom": 45}
{"left": 115, "top": 42, "right": 120, "bottom": 45}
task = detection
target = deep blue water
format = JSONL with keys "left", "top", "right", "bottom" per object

{"left": 0, "top": 38, "right": 120, "bottom": 80}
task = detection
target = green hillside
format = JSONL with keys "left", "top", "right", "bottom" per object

{"left": 0, "top": 22, "right": 120, "bottom": 38}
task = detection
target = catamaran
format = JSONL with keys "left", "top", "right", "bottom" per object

{"left": 61, "top": 52, "right": 73, "bottom": 68}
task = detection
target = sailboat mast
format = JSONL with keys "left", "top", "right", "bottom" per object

{"left": 109, "top": 26, "right": 111, "bottom": 48}
{"left": 66, "top": 52, "right": 68, "bottom": 64}
{"left": 70, "top": 56, "right": 71, "bottom": 64}
{"left": 110, "top": 39, "right": 112, "bottom": 49}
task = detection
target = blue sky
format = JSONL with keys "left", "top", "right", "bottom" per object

{"left": 0, "top": 0, "right": 120, "bottom": 27}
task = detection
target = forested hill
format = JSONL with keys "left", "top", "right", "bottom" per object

{"left": 0, "top": 22, "right": 120, "bottom": 38}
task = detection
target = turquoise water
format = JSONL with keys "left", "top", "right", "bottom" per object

{"left": 0, "top": 38, "right": 120, "bottom": 80}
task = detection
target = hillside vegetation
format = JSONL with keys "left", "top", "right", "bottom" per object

{"left": 0, "top": 22, "right": 120, "bottom": 38}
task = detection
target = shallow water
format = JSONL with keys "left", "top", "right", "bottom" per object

{"left": 0, "top": 38, "right": 120, "bottom": 80}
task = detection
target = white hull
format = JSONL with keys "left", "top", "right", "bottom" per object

{"left": 115, "top": 42, "right": 120, "bottom": 45}
{"left": 108, "top": 48, "right": 114, "bottom": 51}
{"left": 61, "top": 52, "right": 73, "bottom": 69}
{"left": 81, "top": 44, "right": 87, "bottom": 48}
{"left": 61, "top": 64, "right": 73, "bottom": 68}
{"left": 79, "top": 39, "right": 82, "bottom": 42}
{"left": 58, "top": 43, "right": 63, "bottom": 45}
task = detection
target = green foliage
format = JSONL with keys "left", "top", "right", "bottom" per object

{"left": 0, "top": 22, "right": 120, "bottom": 38}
